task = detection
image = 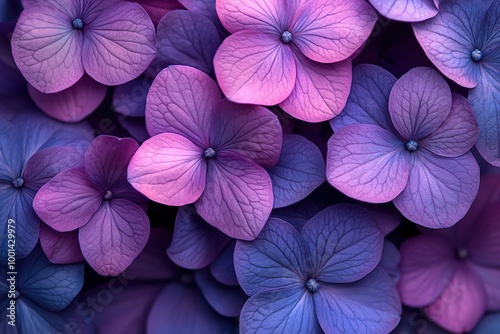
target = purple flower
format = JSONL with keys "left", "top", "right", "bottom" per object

{"left": 413, "top": 0, "right": 500, "bottom": 166}
{"left": 127, "top": 65, "right": 282, "bottom": 240}
{"left": 213, "top": 0, "right": 377, "bottom": 122}
{"left": 134, "top": 0, "right": 184, "bottom": 26}
{"left": 0, "top": 246, "right": 84, "bottom": 332}
{"left": 0, "top": 108, "right": 92, "bottom": 261}
{"left": 398, "top": 175, "right": 500, "bottom": 332}
{"left": 235, "top": 204, "right": 401, "bottom": 333}
{"left": 368, "top": 0, "right": 440, "bottom": 22}
{"left": 327, "top": 65, "right": 480, "bottom": 228}
{"left": 33, "top": 135, "right": 150, "bottom": 276}
{"left": 11, "top": 0, "right": 156, "bottom": 93}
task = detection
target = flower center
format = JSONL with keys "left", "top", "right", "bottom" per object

{"left": 471, "top": 49, "right": 482, "bottom": 62}
{"left": 72, "top": 18, "right": 84, "bottom": 29}
{"left": 457, "top": 248, "right": 468, "bottom": 259}
{"left": 405, "top": 140, "right": 418, "bottom": 152}
{"left": 12, "top": 177, "right": 24, "bottom": 188}
{"left": 305, "top": 278, "right": 319, "bottom": 293}
{"left": 204, "top": 147, "right": 216, "bottom": 159}
{"left": 103, "top": 190, "right": 113, "bottom": 200}
{"left": 281, "top": 31, "right": 292, "bottom": 44}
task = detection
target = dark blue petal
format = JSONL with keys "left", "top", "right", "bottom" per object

{"left": 210, "top": 241, "right": 238, "bottom": 286}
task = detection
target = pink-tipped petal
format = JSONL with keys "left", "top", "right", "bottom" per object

{"left": 389, "top": 67, "right": 452, "bottom": 141}
{"left": 368, "top": 0, "right": 439, "bottom": 22}
{"left": 127, "top": 133, "right": 206, "bottom": 206}
{"left": 83, "top": 2, "right": 156, "bottom": 86}
{"left": 195, "top": 153, "right": 273, "bottom": 240}
{"left": 326, "top": 124, "right": 410, "bottom": 203}
{"left": 28, "top": 74, "right": 107, "bottom": 122}
{"left": 293, "top": 0, "right": 377, "bottom": 63}
{"left": 79, "top": 199, "right": 150, "bottom": 276}
{"left": 11, "top": 4, "right": 84, "bottom": 93}
{"left": 214, "top": 31, "right": 296, "bottom": 106}
{"left": 393, "top": 151, "right": 479, "bottom": 228}
{"left": 33, "top": 168, "right": 102, "bottom": 232}
{"left": 39, "top": 224, "right": 84, "bottom": 264}
{"left": 146, "top": 65, "right": 220, "bottom": 146}
{"left": 279, "top": 56, "right": 351, "bottom": 122}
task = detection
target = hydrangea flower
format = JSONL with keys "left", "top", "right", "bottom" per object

{"left": 11, "top": 0, "right": 156, "bottom": 93}
{"left": 368, "top": 0, "right": 440, "bottom": 22}
{"left": 0, "top": 108, "right": 92, "bottom": 261}
{"left": 412, "top": 0, "right": 500, "bottom": 166}
{"left": 134, "top": 0, "right": 184, "bottom": 26}
{"left": 33, "top": 135, "right": 150, "bottom": 276}
{"left": 0, "top": 246, "right": 84, "bottom": 333}
{"left": 327, "top": 65, "right": 480, "bottom": 228}
{"left": 398, "top": 175, "right": 500, "bottom": 333}
{"left": 128, "top": 65, "right": 282, "bottom": 240}
{"left": 234, "top": 204, "right": 401, "bottom": 333}
{"left": 213, "top": 0, "right": 378, "bottom": 122}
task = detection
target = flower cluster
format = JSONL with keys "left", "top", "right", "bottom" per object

{"left": 1, "top": 0, "right": 499, "bottom": 333}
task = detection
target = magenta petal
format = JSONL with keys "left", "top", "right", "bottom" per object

{"left": 301, "top": 204, "right": 384, "bottom": 283}
{"left": 210, "top": 99, "right": 282, "bottom": 167}
{"left": 279, "top": 56, "right": 351, "bottom": 122}
{"left": 315, "top": 268, "right": 401, "bottom": 334}
{"left": 83, "top": 2, "right": 156, "bottom": 86}
{"left": 420, "top": 93, "right": 478, "bottom": 157}
{"left": 394, "top": 151, "right": 479, "bottom": 228}
{"left": 195, "top": 154, "right": 273, "bottom": 240}
{"left": 368, "top": 0, "right": 439, "bottom": 22}
{"left": 127, "top": 133, "right": 206, "bottom": 206}
{"left": 424, "top": 265, "right": 487, "bottom": 333}
{"left": 389, "top": 67, "right": 452, "bottom": 140}
{"left": 412, "top": 0, "right": 482, "bottom": 88}
{"left": 39, "top": 223, "right": 84, "bottom": 264}
{"left": 293, "top": 0, "right": 377, "bottom": 63}
{"left": 215, "top": 0, "right": 284, "bottom": 33}
{"left": 326, "top": 124, "right": 410, "bottom": 203}
{"left": 11, "top": 4, "right": 84, "bottom": 93}
{"left": 398, "top": 234, "right": 456, "bottom": 307}
{"left": 28, "top": 74, "right": 107, "bottom": 122}
{"left": 214, "top": 31, "right": 296, "bottom": 106}
{"left": 33, "top": 168, "right": 102, "bottom": 232}
{"left": 79, "top": 199, "right": 150, "bottom": 276}
{"left": 146, "top": 65, "right": 220, "bottom": 145}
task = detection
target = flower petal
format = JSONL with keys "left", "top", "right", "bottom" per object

{"left": 420, "top": 93, "right": 478, "bottom": 157}
{"left": 210, "top": 242, "right": 239, "bottom": 286}
{"left": 83, "top": 2, "right": 156, "bottom": 86}
{"left": 154, "top": 10, "right": 220, "bottom": 75}
{"left": 379, "top": 240, "right": 401, "bottom": 285}
{"left": 178, "top": 0, "right": 227, "bottom": 37}
{"left": 127, "top": 133, "right": 206, "bottom": 206}
{"left": 473, "top": 313, "right": 500, "bottom": 334}
{"left": 301, "top": 204, "right": 384, "bottom": 283}
{"left": 268, "top": 134, "right": 325, "bottom": 208}
{"left": 279, "top": 56, "right": 351, "bottom": 122}
{"left": 135, "top": 0, "right": 184, "bottom": 26}
{"left": 28, "top": 74, "right": 107, "bottom": 122}
{"left": 469, "top": 264, "right": 500, "bottom": 311}
{"left": 234, "top": 217, "right": 308, "bottom": 296}
{"left": 326, "top": 124, "right": 410, "bottom": 203}
{"left": 293, "top": 0, "right": 377, "bottom": 62}
{"left": 79, "top": 199, "right": 150, "bottom": 276}
{"left": 314, "top": 268, "right": 401, "bottom": 334}
{"left": 195, "top": 153, "right": 273, "bottom": 240}
{"left": 466, "top": 204, "right": 500, "bottom": 268}
{"left": 18, "top": 246, "right": 84, "bottom": 312}
{"left": 112, "top": 76, "right": 150, "bottom": 118}
{"left": 330, "top": 64, "right": 397, "bottom": 133}
{"left": 210, "top": 99, "right": 282, "bottom": 168}
{"left": 145, "top": 65, "right": 220, "bottom": 146}
{"left": 33, "top": 167, "right": 102, "bottom": 232}
{"left": 167, "top": 206, "right": 231, "bottom": 269}
{"left": 240, "top": 288, "right": 320, "bottom": 334}
{"left": 398, "top": 234, "right": 457, "bottom": 307}
{"left": 424, "top": 265, "right": 487, "bottom": 333}
{"left": 214, "top": 31, "right": 296, "bottom": 106}
{"left": 368, "top": 0, "right": 439, "bottom": 22}
{"left": 39, "top": 224, "right": 84, "bottom": 264}
{"left": 11, "top": 4, "right": 84, "bottom": 93}
{"left": 412, "top": 0, "right": 483, "bottom": 88}
{"left": 388, "top": 67, "right": 452, "bottom": 140}
{"left": 393, "top": 151, "right": 479, "bottom": 228}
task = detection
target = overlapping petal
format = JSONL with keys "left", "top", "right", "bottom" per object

{"left": 368, "top": 0, "right": 439, "bottom": 22}
{"left": 39, "top": 224, "right": 84, "bottom": 264}
{"left": 127, "top": 133, "right": 206, "bottom": 206}
{"left": 327, "top": 124, "right": 410, "bottom": 203}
